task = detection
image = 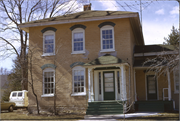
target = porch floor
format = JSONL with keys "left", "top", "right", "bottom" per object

{"left": 135, "top": 100, "right": 173, "bottom": 112}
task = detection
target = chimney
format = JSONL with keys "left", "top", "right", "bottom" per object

{"left": 84, "top": 3, "right": 91, "bottom": 11}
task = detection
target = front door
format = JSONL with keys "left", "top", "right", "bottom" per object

{"left": 103, "top": 72, "right": 115, "bottom": 100}
{"left": 147, "top": 75, "right": 157, "bottom": 100}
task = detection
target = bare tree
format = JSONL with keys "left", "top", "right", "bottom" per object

{"left": 0, "top": 0, "right": 86, "bottom": 90}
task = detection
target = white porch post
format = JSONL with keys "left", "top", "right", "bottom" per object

{"left": 91, "top": 70, "right": 94, "bottom": 101}
{"left": 88, "top": 68, "right": 92, "bottom": 102}
{"left": 121, "top": 65, "right": 127, "bottom": 101}
{"left": 167, "top": 68, "right": 172, "bottom": 101}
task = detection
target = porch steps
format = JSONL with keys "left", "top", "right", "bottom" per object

{"left": 86, "top": 101, "right": 124, "bottom": 115}
{"left": 135, "top": 100, "right": 173, "bottom": 112}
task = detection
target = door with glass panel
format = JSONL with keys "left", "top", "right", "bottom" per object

{"left": 147, "top": 75, "right": 157, "bottom": 100}
{"left": 103, "top": 72, "right": 115, "bottom": 100}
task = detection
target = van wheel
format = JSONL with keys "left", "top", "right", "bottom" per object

{"left": 8, "top": 106, "right": 13, "bottom": 112}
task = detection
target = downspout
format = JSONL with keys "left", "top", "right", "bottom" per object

{"left": 128, "top": 65, "right": 131, "bottom": 104}
{"left": 134, "top": 69, "right": 137, "bottom": 101}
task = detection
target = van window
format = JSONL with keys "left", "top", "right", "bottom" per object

{"left": 12, "top": 92, "right": 17, "bottom": 97}
{"left": 18, "top": 92, "right": 22, "bottom": 97}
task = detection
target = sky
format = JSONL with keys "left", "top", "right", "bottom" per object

{"left": 0, "top": 0, "right": 179, "bottom": 71}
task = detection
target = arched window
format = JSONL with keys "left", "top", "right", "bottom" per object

{"left": 71, "top": 66, "right": 86, "bottom": 96}
{"left": 41, "top": 68, "right": 55, "bottom": 97}
{"left": 43, "top": 30, "right": 55, "bottom": 56}
{"left": 100, "top": 25, "right": 115, "bottom": 52}
{"left": 72, "top": 28, "right": 85, "bottom": 54}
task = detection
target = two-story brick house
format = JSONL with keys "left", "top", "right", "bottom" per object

{"left": 19, "top": 6, "right": 178, "bottom": 114}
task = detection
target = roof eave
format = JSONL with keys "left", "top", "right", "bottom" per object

{"left": 19, "top": 13, "right": 138, "bottom": 33}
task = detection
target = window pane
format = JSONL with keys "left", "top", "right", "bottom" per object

{"left": 44, "top": 35, "right": 54, "bottom": 53}
{"left": 73, "top": 69, "right": 85, "bottom": 93}
{"left": 74, "top": 88, "right": 77, "bottom": 92}
{"left": 81, "top": 88, "right": 84, "bottom": 92}
{"left": 44, "top": 71, "right": 54, "bottom": 94}
{"left": 102, "top": 29, "right": 113, "bottom": 50}
{"left": 81, "top": 82, "right": 84, "bottom": 86}
{"left": 12, "top": 93, "right": 17, "bottom": 97}
{"left": 78, "top": 87, "right": 80, "bottom": 92}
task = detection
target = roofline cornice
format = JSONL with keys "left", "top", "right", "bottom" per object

{"left": 19, "top": 13, "right": 138, "bottom": 33}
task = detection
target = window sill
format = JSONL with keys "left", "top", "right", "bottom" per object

{"left": 71, "top": 93, "right": 86, "bottom": 96}
{"left": 41, "top": 94, "right": 54, "bottom": 97}
{"left": 71, "top": 51, "right": 86, "bottom": 55}
{"left": 42, "top": 53, "right": 55, "bottom": 57}
{"left": 100, "top": 49, "right": 115, "bottom": 53}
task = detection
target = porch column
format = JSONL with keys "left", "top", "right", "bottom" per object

{"left": 88, "top": 68, "right": 92, "bottom": 102}
{"left": 121, "top": 65, "right": 127, "bottom": 101}
{"left": 91, "top": 70, "right": 94, "bottom": 101}
{"left": 167, "top": 68, "right": 172, "bottom": 101}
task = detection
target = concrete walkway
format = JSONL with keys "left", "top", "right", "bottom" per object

{"left": 82, "top": 112, "right": 160, "bottom": 120}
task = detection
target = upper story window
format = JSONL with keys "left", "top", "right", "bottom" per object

{"left": 41, "top": 68, "right": 55, "bottom": 97}
{"left": 72, "top": 28, "right": 85, "bottom": 54}
{"left": 100, "top": 25, "right": 115, "bottom": 52}
{"left": 174, "top": 67, "right": 179, "bottom": 93}
{"left": 71, "top": 66, "right": 86, "bottom": 96}
{"left": 43, "top": 31, "right": 55, "bottom": 56}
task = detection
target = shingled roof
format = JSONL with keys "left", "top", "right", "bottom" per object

{"left": 20, "top": 10, "right": 136, "bottom": 25}
{"left": 134, "top": 45, "right": 175, "bottom": 53}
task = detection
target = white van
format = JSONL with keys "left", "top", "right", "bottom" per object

{"left": 9, "top": 90, "right": 28, "bottom": 108}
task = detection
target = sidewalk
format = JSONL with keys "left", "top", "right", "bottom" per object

{"left": 83, "top": 112, "right": 159, "bottom": 120}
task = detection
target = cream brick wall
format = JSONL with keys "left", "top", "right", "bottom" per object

{"left": 28, "top": 18, "right": 137, "bottom": 111}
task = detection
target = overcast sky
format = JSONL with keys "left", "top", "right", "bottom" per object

{"left": 0, "top": 0, "right": 179, "bottom": 71}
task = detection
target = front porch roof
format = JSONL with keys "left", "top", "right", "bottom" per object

{"left": 84, "top": 54, "right": 128, "bottom": 67}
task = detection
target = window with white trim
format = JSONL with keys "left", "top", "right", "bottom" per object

{"left": 43, "top": 31, "right": 55, "bottom": 56}
{"left": 174, "top": 67, "right": 179, "bottom": 93}
{"left": 71, "top": 66, "right": 86, "bottom": 96}
{"left": 100, "top": 25, "right": 115, "bottom": 52}
{"left": 42, "top": 68, "right": 55, "bottom": 97}
{"left": 72, "top": 28, "right": 85, "bottom": 54}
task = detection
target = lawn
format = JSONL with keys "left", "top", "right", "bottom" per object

{"left": 1, "top": 110, "right": 85, "bottom": 120}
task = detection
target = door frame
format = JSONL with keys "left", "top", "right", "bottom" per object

{"left": 145, "top": 72, "right": 159, "bottom": 100}
{"left": 103, "top": 71, "right": 115, "bottom": 100}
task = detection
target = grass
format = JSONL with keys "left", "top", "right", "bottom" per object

{"left": 1, "top": 111, "right": 85, "bottom": 120}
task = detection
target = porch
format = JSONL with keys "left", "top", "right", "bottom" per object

{"left": 134, "top": 100, "right": 173, "bottom": 112}
{"left": 83, "top": 54, "right": 130, "bottom": 102}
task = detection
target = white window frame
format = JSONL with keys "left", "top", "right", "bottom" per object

{"left": 100, "top": 25, "right": 115, "bottom": 52}
{"left": 71, "top": 28, "right": 85, "bottom": 54}
{"left": 42, "top": 30, "right": 55, "bottom": 56}
{"left": 173, "top": 67, "right": 179, "bottom": 94}
{"left": 41, "top": 68, "right": 55, "bottom": 97}
{"left": 71, "top": 66, "right": 86, "bottom": 96}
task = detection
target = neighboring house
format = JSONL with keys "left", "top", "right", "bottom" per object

{"left": 19, "top": 5, "right": 178, "bottom": 114}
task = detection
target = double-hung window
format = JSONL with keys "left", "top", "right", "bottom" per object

{"left": 42, "top": 68, "right": 55, "bottom": 97}
{"left": 72, "top": 28, "right": 85, "bottom": 54}
{"left": 43, "top": 31, "right": 55, "bottom": 56}
{"left": 174, "top": 67, "right": 179, "bottom": 93}
{"left": 71, "top": 66, "right": 86, "bottom": 96}
{"left": 100, "top": 25, "right": 115, "bottom": 52}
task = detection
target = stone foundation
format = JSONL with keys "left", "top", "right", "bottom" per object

{"left": 28, "top": 105, "right": 87, "bottom": 115}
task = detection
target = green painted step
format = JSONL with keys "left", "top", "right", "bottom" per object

{"left": 86, "top": 101, "right": 124, "bottom": 115}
